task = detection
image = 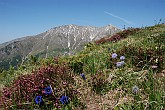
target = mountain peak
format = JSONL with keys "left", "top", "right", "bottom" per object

{"left": 0, "top": 24, "right": 121, "bottom": 69}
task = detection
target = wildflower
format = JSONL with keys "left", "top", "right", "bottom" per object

{"left": 60, "top": 96, "right": 69, "bottom": 104}
{"left": 35, "top": 96, "right": 43, "bottom": 104}
{"left": 111, "top": 53, "right": 118, "bottom": 58}
{"left": 132, "top": 85, "right": 139, "bottom": 94}
{"left": 120, "top": 56, "right": 125, "bottom": 60}
{"left": 116, "top": 61, "right": 125, "bottom": 67}
{"left": 116, "top": 62, "right": 122, "bottom": 67}
{"left": 80, "top": 73, "right": 86, "bottom": 80}
{"left": 43, "top": 86, "right": 52, "bottom": 95}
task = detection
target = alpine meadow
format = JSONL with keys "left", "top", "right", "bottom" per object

{"left": 0, "top": 23, "right": 165, "bottom": 110}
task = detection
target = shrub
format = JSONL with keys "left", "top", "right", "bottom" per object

{"left": 95, "top": 28, "right": 140, "bottom": 45}
{"left": 0, "top": 63, "right": 82, "bottom": 109}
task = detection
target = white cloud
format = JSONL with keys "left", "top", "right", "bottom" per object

{"left": 104, "top": 11, "right": 134, "bottom": 24}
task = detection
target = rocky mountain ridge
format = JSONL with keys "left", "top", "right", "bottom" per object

{"left": 0, "top": 24, "right": 121, "bottom": 69}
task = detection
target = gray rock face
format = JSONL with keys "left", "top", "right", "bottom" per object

{"left": 0, "top": 24, "right": 121, "bottom": 69}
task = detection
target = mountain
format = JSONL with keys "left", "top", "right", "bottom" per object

{"left": 0, "top": 24, "right": 121, "bottom": 69}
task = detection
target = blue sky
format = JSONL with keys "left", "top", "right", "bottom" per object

{"left": 0, "top": 0, "right": 165, "bottom": 44}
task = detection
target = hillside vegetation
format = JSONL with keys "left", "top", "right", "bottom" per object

{"left": 0, "top": 24, "right": 165, "bottom": 110}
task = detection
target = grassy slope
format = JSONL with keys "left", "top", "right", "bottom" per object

{"left": 60, "top": 24, "right": 165, "bottom": 109}
{"left": 0, "top": 24, "right": 165, "bottom": 110}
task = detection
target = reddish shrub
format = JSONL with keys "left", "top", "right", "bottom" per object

{"left": 0, "top": 64, "right": 79, "bottom": 109}
{"left": 95, "top": 28, "right": 140, "bottom": 45}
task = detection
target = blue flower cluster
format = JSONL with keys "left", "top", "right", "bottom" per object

{"left": 35, "top": 86, "right": 53, "bottom": 104}
{"left": 60, "top": 96, "right": 69, "bottom": 104}
{"left": 34, "top": 85, "right": 69, "bottom": 106}
{"left": 44, "top": 85, "right": 52, "bottom": 95}
{"left": 35, "top": 95, "right": 43, "bottom": 105}
{"left": 111, "top": 53, "right": 126, "bottom": 67}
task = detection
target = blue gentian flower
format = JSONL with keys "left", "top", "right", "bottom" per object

{"left": 44, "top": 86, "right": 52, "bottom": 95}
{"left": 60, "top": 96, "right": 69, "bottom": 104}
{"left": 35, "top": 96, "right": 43, "bottom": 104}
{"left": 120, "top": 56, "right": 125, "bottom": 60}
{"left": 112, "top": 53, "right": 118, "bottom": 58}
{"left": 132, "top": 85, "right": 139, "bottom": 94}
{"left": 80, "top": 73, "right": 86, "bottom": 80}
